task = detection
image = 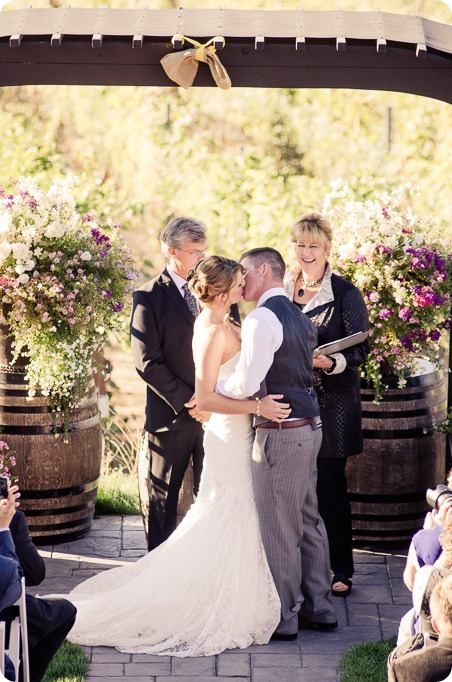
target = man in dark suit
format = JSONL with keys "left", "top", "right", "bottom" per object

{"left": 0, "top": 494, "right": 77, "bottom": 682}
{"left": 388, "top": 574, "right": 452, "bottom": 681}
{"left": 131, "top": 217, "right": 209, "bottom": 551}
{"left": 0, "top": 494, "right": 22, "bottom": 681}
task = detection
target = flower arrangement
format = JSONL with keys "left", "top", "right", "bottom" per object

{"left": 323, "top": 181, "right": 451, "bottom": 399}
{"left": 0, "top": 177, "right": 139, "bottom": 416}
{"left": 0, "top": 440, "right": 17, "bottom": 481}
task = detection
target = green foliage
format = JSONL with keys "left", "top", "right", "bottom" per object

{"left": 0, "top": 0, "right": 450, "bottom": 285}
{"left": 41, "top": 640, "right": 89, "bottom": 682}
{"left": 96, "top": 471, "right": 140, "bottom": 515}
{"left": 340, "top": 637, "right": 397, "bottom": 682}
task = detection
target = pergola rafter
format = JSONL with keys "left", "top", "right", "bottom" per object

{"left": 0, "top": 8, "right": 450, "bottom": 103}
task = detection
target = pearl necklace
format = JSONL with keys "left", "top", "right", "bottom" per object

{"left": 297, "top": 274, "right": 324, "bottom": 298}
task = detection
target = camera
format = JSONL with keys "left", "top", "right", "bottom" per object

{"left": 426, "top": 484, "right": 452, "bottom": 511}
{"left": 0, "top": 476, "right": 9, "bottom": 499}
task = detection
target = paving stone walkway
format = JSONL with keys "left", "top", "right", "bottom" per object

{"left": 33, "top": 515, "right": 410, "bottom": 682}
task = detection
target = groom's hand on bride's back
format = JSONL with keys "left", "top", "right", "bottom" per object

{"left": 260, "top": 395, "right": 291, "bottom": 422}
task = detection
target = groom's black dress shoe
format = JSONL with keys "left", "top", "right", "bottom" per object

{"left": 298, "top": 616, "right": 338, "bottom": 631}
{"left": 270, "top": 632, "right": 298, "bottom": 641}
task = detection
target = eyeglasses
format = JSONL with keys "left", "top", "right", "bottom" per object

{"left": 177, "top": 247, "right": 209, "bottom": 256}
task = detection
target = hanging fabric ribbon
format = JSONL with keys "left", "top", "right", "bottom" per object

{"left": 160, "top": 34, "right": 231, "bottom": 90}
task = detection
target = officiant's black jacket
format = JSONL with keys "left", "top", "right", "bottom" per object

{"left": 131, "top": 268, "right": 240, "bottom": 434}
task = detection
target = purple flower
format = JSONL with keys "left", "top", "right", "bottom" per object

{"left": 113, "top": 302, "right": 124, "bottom": 312}
{"left": 104, "top": 290, "right": 113, "bottom": 300}
{"left": 401, "top": 335, "right": 415, "bottom": 352}
{"left": 398, "top": 307, "right": 411, "bottom": 321}
{"left": 429, "top": 329, "right": 441, "bottom": 341}
{"left": 91, "top": 228, "right": 111, "bottom": 249}
{"left": 379, "top": 309, "right": 393, "bottom": 320}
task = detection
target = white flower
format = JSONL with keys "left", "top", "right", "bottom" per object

{"left": 95, "top": 326, "right": 105, "bottom": 334}
{"left": 358, "top": 241, "right": 375, "bottom": 260}
{"left": 80, "top": 251, "right": 92, "bottom": 261}
{"left": 44, "top": 222, "right": 66, "bottom": 239}
{"left": 0, "top": 212, "right": 11, "bottom": 235}
{"left": 0, "top": 241, "right": 11, "bottom": 264}
{"left": 11, "top": 242, "right": 31, "bottom": 261}
{"left": 17, "top": 273, "right": 30, "bottom": 284}
{"left": 337, "top": 242, "right": 356, "bottom": 260}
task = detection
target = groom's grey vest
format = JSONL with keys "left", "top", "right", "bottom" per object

{"left": 260, "top": 295, "right": 319, "bottom": 419}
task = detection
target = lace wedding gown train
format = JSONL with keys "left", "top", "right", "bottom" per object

{"left": 64, "top": 353, "right": 280, "bottom": 656}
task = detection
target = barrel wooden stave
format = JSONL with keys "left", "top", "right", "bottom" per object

{"left": 0, "top": 370, "right": 102, "bottom": 544}
{"left": 347, "top": 367, "right": 447, "bottom": 548}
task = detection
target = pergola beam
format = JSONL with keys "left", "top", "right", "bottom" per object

{"left": 0, "top": 8, "right": 450, "bottom": 102}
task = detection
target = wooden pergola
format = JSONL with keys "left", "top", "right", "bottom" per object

{"left": 0, "top": 7, "right": 451, "bottom": 103}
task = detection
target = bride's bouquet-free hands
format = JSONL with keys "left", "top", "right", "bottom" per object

{"left": 259, "top": 395, "right": 291, "bottom": 422}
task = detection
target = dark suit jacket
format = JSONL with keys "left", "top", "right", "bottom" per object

{"left": 9, "top": 511, "right": 45, "bottom": 587}
{"left": 287, "top": 271, "right": 369, "bottom": 458}
{"left": 131, "top": 268, "right": 201, "bottom": 433}
{"left": 0, "top": 530, "right": 22, "bottom": 611}
{"left": 388, "top": 635, "right": 452, "bottom": 681}
{"left": 131, "top": 268, "right": 240, "bottom": 433}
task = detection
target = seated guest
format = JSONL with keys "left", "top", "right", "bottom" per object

{"left": 0, "top": 487, "right": 77, "bottom": 682}
{"left": 9, "top": 510, "right": 45, "bottom": 587}
{"left": 0, "top": 492, "right": 22, "bottom": 681}
{"left": 403, "top": 469, "right": 452, "bottom": 592}
{"left": 388, "top": 574, "right": 452, "bottom": 681}
{"left": 398, "top": 515, "right": 452, "bottom": 645}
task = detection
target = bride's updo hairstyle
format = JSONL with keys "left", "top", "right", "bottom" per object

{"left": 188, "top": 256, "right": 243, "bottom": 304}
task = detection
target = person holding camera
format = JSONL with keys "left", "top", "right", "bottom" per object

{"left": 403, "top": 471, "right": 452, "bottom": 592}
{"left": 0, "top": 481, "right": 77, "bottom": 682}
{"left": 388, "top": 574, "right": 452, "bottom": 682}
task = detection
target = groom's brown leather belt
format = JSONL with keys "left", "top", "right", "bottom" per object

{"left": 255, "top": 418, "right": 311, "bottom": 430}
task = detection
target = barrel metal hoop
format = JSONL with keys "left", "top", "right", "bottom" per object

{"left": 23, "top": 500, "right": 96, "bottom": 517}
{"left": 20, "top": 478, "right": 99, "bottom": 500}
{"left": 361, "top": 428, "right": 430, "bottom": 439}
{"left": 352, "top": 527, "right": 420, "bottom": 538}
{"left": 28, "top": 514, "right": 94, "bottom": 533}
{"left": 351, "top": 511, "right": 426, "bottom": 522}
{"left": 0, "top": 413, "right": 100, "bottom": 435}
{"left": 31, "top": 527, "right": 92, "bottom": 545}
{"left": 0, "top": 405, "right": 58, "bottom": 414}
{"left": 349, "top": 490, "right": 426, "bottom": 503}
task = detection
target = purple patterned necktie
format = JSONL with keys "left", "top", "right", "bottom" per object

{"left": 182, "top": 282, "right": 199, "bottom": 317}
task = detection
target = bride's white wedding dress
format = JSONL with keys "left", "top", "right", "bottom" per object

{"left": 64, "top": 353, "right": 280, "bottom": 656}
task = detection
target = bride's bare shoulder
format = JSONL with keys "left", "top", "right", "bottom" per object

{"left": 194, "top": 317, "right": 228, "bottom": 348}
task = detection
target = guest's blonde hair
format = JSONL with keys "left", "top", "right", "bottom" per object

{"left": 430, "top": 574, "right": 452, "bottom": 627}
{"left": 290, "top": 212, "right": 333, "bottom": 254}
{"left": 188, "top": 256, "right": 243, "bottom": 303}
{"left": 440, "top": 515, "right": 452, "bottom": 567}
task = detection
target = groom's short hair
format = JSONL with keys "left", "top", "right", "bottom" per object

{"left": 241, "top": 247, "right": 286, "bottom": 281}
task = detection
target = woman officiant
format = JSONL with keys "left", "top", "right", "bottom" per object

{"left": 284, "top": 212, "right": 370, "bottom": 598}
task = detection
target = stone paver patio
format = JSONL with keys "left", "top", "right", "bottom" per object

{"left": 32, "top": 515, "right": 410, "bottom": 681}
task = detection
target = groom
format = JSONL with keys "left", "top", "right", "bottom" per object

{"left": 218, "top": 247, "right": 336, "bottom": 639}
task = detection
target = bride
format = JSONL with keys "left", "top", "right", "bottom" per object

{"left": 58, "top": 255, "right": 290, "bottom": 656}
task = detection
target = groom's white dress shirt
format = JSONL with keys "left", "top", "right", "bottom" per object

{"left": 216, "top": 287, "right": 286, "bottom": 399}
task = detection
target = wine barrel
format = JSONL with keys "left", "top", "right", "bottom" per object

{"left": 347, "top": 362, "right": 447, "bottom": 548}
{"left": 0, "top": 367, "right": 102, "bottom": 545}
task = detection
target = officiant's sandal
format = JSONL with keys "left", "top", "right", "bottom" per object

{"left": 331, "top": 573, "right": 353, "bottom": 597}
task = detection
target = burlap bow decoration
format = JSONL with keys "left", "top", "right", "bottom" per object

{"left": 160, "top": 35, "right": 231, "bottom": 90}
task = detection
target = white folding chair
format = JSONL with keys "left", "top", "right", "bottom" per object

{"left": 1, "top": 577, "right": 30, "bottom": 682}
{"left": 0, "top": 621, "right": 6, "bottom": 676}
